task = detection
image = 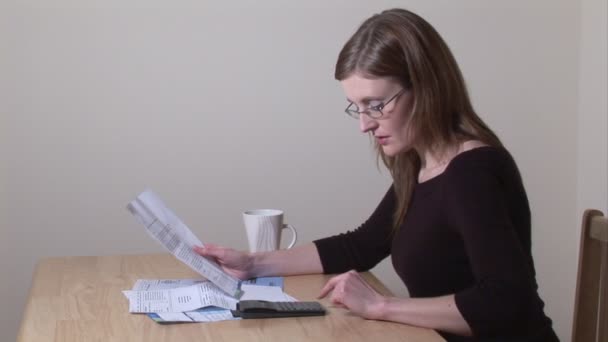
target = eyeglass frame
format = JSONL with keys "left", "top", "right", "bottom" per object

{"left": 344, "top": 88, "right": 406, "bottom": 119}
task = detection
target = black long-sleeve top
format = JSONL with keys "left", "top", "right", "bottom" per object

{"left": 314, "top": 147, "right": 558, "bottom": 341}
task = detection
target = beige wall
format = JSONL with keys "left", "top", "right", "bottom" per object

{"left": 578, "top": 1, "right": 608, "bottom": 215}
{"left": 575, "top": 0, "right": 608, "bottom": 336}
{"left": 2, "top": 1, "right": 605, "bottom": 341}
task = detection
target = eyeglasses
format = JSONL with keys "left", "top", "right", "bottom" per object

{"left": 344, "top": 88, "right": 406, "bottom": 119}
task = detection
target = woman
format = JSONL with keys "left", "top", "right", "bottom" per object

{"left": 195, "top": 8, "right": 558, "bottom": 341}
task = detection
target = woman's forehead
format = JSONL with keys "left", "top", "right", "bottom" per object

{"left": 340, "top": 74, "right": 400, "bottom": 101}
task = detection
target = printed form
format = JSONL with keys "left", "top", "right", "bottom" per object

{"left": 123, "top": 278, "right": 295, "bottom": 323}
{"left": 127, "top": 190, "right": 242, "bottom": 298}
{"left": 124, "top": 281, "right": 238, "bottom": 313}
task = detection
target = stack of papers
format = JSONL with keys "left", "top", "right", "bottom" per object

{"left": 125, "top": 190, "right": 296, "bottom": 323}
{"left": 123, "top": 277, "right": 296, "bottom": 323}
{"left": 127, "top": 190, "right": 242, "bottom": 297}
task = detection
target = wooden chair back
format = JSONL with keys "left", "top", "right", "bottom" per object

{"left": 572, "top": 209, "right": 608, "bottom": 342}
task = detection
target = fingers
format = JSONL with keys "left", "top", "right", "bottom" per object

{"left": 318, "top": 275, "right": 339, "bottom": 299}
{"left": 318, "top": 271, "right": 370, "bottom": 302}
{"left": 194, "top": 244, "right": 224, "bottom": 258}
{"left": 198, "top": 243, "right": 221, "bottom": 253}
{"left": 193, "top": 245, "right": 211, "bottom": 256}
{"left": 318, "top": 270, "right": 385, "bottom": 320}
{"left": 318, "top": 270, "right": 355, "bottom": 299}
{"left": 200, "top": 243, "right": 219, "bottom": 250}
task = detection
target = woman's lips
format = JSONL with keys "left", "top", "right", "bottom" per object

{"left": 376, "top": 136, "right": 389, "bottom": 145}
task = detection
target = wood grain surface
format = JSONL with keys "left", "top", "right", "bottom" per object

{"left": 18, "top": 254, "right": 443, "bottom": 342}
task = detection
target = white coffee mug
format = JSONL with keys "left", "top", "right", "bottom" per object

{"left": 243, "top": 209, "right": 297, "bottom": 253}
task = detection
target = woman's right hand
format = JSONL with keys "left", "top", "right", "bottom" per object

{"left": 193, "top": 244, "right": 254, "bottom": 280}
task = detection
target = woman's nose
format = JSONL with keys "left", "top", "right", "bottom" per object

{"left": 359, "top": 114, "right": 378, "bottom": 133}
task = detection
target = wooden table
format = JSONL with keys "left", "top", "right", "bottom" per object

{"left": 18, "top": 254, "right": 444, "bottom": 342}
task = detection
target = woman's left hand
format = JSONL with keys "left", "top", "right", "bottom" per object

{"left": 318, "top": 270, "right": 386, "bottom": 320}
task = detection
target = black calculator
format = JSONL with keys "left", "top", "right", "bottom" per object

{"left": 235, "top": 300, "right": 326, "bottom": 319}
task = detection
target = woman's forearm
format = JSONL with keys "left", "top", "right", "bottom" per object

{"left": 251, "top": 245, "right": 472, "bottom": 336}
{"left": 250, "top": 243, "right": 323, "bottom": 278}
{"left": 377, "top": 294, "right": 472, "bottom": 336}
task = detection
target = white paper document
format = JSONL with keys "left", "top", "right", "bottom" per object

{"left": 127, "top": 190, "right": 242, "bottom": 297}
{"left": 124, "top": 279, "right": 238, "bottom": 322}
{"left": 131, "top": 279, "right": 207, "bottom": 291}
{"left": 183, "top": 309, "right": 236, "bottom": 322}
{"left": 123, "top": 283, "right": 295, "bottom": 314}
{"left": 123, "top": 277, "right": 296, "bottom": 323}
{"left": 240, "top": 284, "right": 297, "bottom": 302}
{"left": 155, "top": 307, "right": 240, "bottom": 323}
{"left": 124, "top": 282, "right": 239, "bottom": 313}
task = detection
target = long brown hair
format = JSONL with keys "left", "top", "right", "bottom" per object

{"left": 335, "top": 8, "right": 502, "bottom": 229}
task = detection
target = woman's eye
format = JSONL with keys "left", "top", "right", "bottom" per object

{"left": 369, "top": 102, "right": 385, "bottom": 111}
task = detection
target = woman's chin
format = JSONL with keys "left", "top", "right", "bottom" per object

{"left": 381, "top": 143, "right": 410, "bottom": 157}
{"left": 381, "top": 145, "right": 399, "bottom": 157}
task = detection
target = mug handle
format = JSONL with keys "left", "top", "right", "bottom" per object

{"left": 282, "top": 224, "right": 298, "bottom": 249}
